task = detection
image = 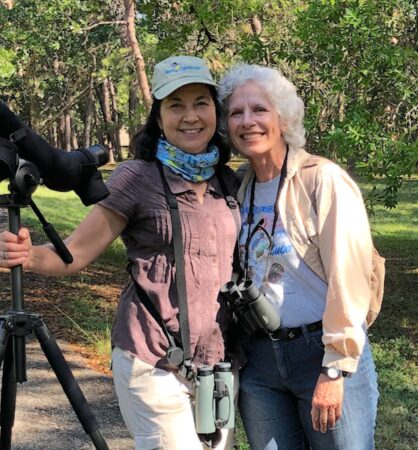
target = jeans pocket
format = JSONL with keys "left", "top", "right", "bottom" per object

{"left": 310, "top": 333, "right": 325, "bottom": 352}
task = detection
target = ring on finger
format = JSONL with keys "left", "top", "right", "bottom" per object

{"left": 0, "top": 250, "right": 7, "bottom": 260}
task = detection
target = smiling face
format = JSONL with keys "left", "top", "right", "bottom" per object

{"left": 227, "top": 81, "right": 285, "bottom": 161}
{"left": 158, "top": 83, "right": 217, "bottom": 154}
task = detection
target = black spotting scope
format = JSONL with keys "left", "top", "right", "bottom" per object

{"left": 0, "top": 102, "right": 109, "bottom": 206}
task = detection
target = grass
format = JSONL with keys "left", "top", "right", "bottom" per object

{"left": 0, "top": 179, "right": 126, "bottom": 363}
{"left": 1, "top": 175, "right": 417, "bottom": 449}
{"left": 365, "top": 177, "right": 418, "bottom": 450}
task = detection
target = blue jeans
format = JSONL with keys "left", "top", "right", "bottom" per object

{"left": 238, "top": 328, "right": 379, "bottom": 450}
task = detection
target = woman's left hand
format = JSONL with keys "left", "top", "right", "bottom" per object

{"left": 311, "top": 374, "right": 344, "bottom": 433}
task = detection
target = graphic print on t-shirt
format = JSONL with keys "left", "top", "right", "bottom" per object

{"left": 239, "top": 176, "right": 293, "bottom": 294}
{"left": 240, "top": 201, "right": 297, "bottom": 296}
{"left": 239, "top": 175, "right": 327, "bottom": 327}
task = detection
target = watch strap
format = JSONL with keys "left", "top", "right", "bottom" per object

{"left": 321, "top": 366, "right": 351, "bottom": 379}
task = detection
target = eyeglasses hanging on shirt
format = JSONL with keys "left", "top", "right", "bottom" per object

{"left": 243, "top": 146, "right": 289, "bottom": 280}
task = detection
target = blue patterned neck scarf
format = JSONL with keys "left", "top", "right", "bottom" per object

{"left": 156, "top": 138, "right": 219, "bottom": 182}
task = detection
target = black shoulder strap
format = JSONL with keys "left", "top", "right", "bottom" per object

{"left": 156, "top": 162, "right": 192, "bottom": 361}
{"left": 217, "top": 165, "right": 242, "bottom": 282}
{"left": 216, "top": 165, "right": 241, "bottom": 238}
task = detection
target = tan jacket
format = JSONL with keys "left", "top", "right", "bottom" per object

{"left": 237, "top": 147, "right": 374, "bottom": 372}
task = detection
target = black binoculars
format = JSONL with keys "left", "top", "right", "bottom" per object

{"left": 221, "top": 280, "right": 281, "bottom": 335}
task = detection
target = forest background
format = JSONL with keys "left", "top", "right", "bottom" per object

{"left": 1, "top": 0, "right": 417, "bottom": 208}
{"left": 0, "top": 1, "right": 417, "bottom": 449}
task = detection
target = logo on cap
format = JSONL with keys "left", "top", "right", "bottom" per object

{"left": 164, "top": 63, "right": 201, "bottom": 75}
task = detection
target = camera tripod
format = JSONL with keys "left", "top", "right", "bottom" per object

{"left": 0, "top": 190, "right": 109, "bottom": 449}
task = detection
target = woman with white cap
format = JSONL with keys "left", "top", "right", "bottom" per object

{"left": 0, "top": 56, "right": 240, "bottom": 450}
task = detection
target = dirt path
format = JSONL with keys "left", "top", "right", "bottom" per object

{"left": 1, "top": 336, "right": 134, "bottom": 450}
{"left": 0, "top": 223, "right": 133, "bottom": 448}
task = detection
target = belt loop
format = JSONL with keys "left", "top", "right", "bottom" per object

{"left": 301, "top": 324, "right": 311, "bottom": 345}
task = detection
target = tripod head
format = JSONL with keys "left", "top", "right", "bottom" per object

{"left": 0, "top": 140, "right": 74, "bottom": 264}
{"left": 0, "top": 138, "right": 41, "bottom": 207}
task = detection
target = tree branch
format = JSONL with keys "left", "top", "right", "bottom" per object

{"left": 40, "top": 82, "right": 103, "bottom": 132}
{"left": 80, "top": 20, "right": 127, "bottom": 32}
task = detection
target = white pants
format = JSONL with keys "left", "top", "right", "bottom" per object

{"left": 112, "top": 347, "right": 237, "bottom": 450}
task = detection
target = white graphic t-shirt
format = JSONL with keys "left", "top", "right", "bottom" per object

{"left": 239, "top": 175, "right": 327, "bottom": 327}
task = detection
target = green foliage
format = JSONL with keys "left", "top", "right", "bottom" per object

{"left": 289, "top": 0, "right": 418, "bottom": 208}
{"left": 0, "top": 0, "right": 416, "bottom": 207}
{"left": 0, "top": 0, "right": 122, "bottom": 132}
{"left": 138, "top": 0, "right": 417, "bottom": 208}
{"left": 0, "top": 48, "right": 16, "bottom": 78}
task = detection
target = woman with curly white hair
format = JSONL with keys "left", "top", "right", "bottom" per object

{"left": 218, "top": 64, "right": 380, "bottom": 450}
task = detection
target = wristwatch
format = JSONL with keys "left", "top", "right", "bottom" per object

{"left": 321, "top": 366, "right": 350, "bottom": 380}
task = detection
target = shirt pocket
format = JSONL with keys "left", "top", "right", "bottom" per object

{"left": 129, "top": 208, "right": 172, "bottom": 253}
{"left": 135, "top": 208, "right": 202, "bottom": 282}
{"left": 287, "top": 201, "right": 318, "bottom": 248}
{"left": 298, "top": 200, "right": 319, "bottom": 248}
{"left": 132, "top": 209, "right": 173, "bottom": 283}
{"left": 144, "top": 208, "right": 201, "bottom": 256}
{"left": 304, "top": 215, "right": 319, "bottom": 248}
{"left": 178, "top": 212, "right": 201, "bottom": 256}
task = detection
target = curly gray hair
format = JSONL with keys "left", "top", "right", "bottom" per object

{"left": 218, "top": 64, "right": 306, "bottom": 150}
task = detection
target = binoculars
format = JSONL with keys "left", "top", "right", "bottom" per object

{"left": 221, "top": 279, "right": 281, "bottom": 335}
{"left": 194, "top": 362, "right": 234, "bottom": 434}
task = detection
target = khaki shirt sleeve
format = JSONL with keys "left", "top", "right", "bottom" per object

{"left": 315, "top": 163, "right": 372, "bottom": 373}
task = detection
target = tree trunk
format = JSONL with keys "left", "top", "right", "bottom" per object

{"left": 83, "top": 78, "right": 95, "bottom": 148}
{"left": 52, "top": 120, "right": 58, "bottom": 147}
{"left": 128, "top": 81, "right": 140, "bottom": 157}
{"left": 71, "top": 119, "right": 78, "bottom": 149}
{"left": 46, "top": 115, "right": 58, "bottom": 147}
{"left": 123, "top": 0, "right": 152, "bottom": 113}
{"left": 58, "top": 115, "right": 65, "bottom": 149}
{"left": 64, "top": 112, "right": 71, "bottom": 151}
{"left": 100, "top": 79, "right": 115, "bottom": 164}
{"left": 109, "top": 78, "right": 123, "bottom": 161}
{"left": 94, "top": 107, "right": 105, "bottom": 148}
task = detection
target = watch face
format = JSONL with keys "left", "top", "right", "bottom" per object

{"left": 327, "top": 367, "right": 340, "bottom": 379}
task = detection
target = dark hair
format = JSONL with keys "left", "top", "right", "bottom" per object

{"left": 132, "top": 85, "right": 230, "bottom": 164}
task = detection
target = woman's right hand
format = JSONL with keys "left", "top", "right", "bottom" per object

{"left": 0, "top": 228, "right": 32, "bottom": 270}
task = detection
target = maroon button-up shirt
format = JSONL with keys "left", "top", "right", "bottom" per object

{"left": 100, "top": 159, "right": 239, "bottom": 368}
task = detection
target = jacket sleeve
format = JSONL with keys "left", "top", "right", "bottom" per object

{"left": 315, "top": 163, "right": 372, "bottom": 373}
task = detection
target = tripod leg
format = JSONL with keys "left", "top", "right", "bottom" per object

{"left": 0, "top": 321, "right": 9, "bottom": 368}
{"left": 34, "top": 318, "right": 109, "bottom": 450}
{"left": 0, "top": 338, "right": 17, "bottom": 450}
